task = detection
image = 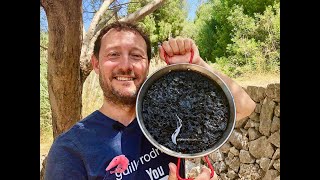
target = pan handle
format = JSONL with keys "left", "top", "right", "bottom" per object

{"left": 176, "top": 156, "right": 214, "bottom": 180}
{"left": 164, "top": 49, "right": 194, "bottom": 65}
{"left": 177, "top": 158, "right": 193, "bottom": 180}
{"left": 204, "top": 156, "right": 215, "bottom": 178}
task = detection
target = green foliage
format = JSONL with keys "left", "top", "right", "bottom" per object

{"left": 180, "top": 20, "right": 197, "bottom": 39}
{"left": 40, "top": 32, "right": 52, "bottom": 136}
{"left": 216, "top": 2, "right": 280, "bottom": 77}
{"left": 193, "top": 0, "right": 278, "bottom": 63}
{"left": 193, "top": 0, "right": 232, "bottom": 62}
{"left": 128, "top": 0, "right": 188, "bottom": 56}
{"left": 226, "top": 0, "right": 279, "bottom": 17}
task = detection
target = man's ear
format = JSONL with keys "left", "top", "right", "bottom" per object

{"left": 91, "top": 54, "right": 99, "bottom": 74}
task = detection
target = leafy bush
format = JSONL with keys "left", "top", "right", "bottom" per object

{"left": 193, "top": 0, "right": 279, "bottom": 77}
{"left": 211, "top": 2, "right": 280, "bottom": 77}
{"left": 226, "top": 3, "right": 279, "bottom": 74}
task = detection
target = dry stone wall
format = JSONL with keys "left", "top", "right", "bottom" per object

{"left": 186, "top": 83, "right": 280, "bottom": 180}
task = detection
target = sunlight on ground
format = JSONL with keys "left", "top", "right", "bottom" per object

{"left": 234, "top": 72, "right": 280, "bottom": 88}
{"left": 41, "top": 142, "right": 53, "bottom": 156}
{"left": 40, "top": 130, "right": 53, "bottom": 156}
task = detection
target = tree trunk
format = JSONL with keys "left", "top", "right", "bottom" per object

{"left": 41, "top": 0, "right": 83, "bottom": 139}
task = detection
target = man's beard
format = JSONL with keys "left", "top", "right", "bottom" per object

{"left": 99, "top": 72, "right": 142, "bottom": 106}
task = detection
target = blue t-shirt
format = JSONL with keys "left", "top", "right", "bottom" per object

{"left": 44, "top": 110, "right": 182, "bottom": 180}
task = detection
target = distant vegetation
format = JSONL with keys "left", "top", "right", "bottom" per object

{"left": 40, "top": 32, "right": 52, "bottom": 141}
{"left": 40, "top": 0, "right": 280, "bottom": 141}
{"left": 128, "top": 0, "right": 188, "bottom": 56}
{"left": 181, "top": 0, "right": 280, "bottom": 77}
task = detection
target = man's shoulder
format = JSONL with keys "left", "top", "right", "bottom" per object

{"left": 54, "top": 111, "right": 100, "bottom": 141}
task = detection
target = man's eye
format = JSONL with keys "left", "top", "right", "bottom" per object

{"left": 131, "top": 54, "right": 142, "bottom": 59}
{"left": 108, "top": 52, "right": 120, "bottom": 57}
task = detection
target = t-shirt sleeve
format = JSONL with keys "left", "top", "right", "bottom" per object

{"left": 44, "top": 137, "right": 87, "bottom": 180}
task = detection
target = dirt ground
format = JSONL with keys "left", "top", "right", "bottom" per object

{"left": 41, "top": 142, "right": 52, "bottom": 157}
{"left": 233, "top": 72, "right": 280, "bottom": 88}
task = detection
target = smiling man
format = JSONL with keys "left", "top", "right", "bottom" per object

{"left": 91, "top": 25, "right": 150, "bottom": 126}
{"left": 44, "top": 21, "right": 256, "bottom": 180}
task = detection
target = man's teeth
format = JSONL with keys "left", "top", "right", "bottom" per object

{"left": 116, "top": 77, "right": 134, "bottom": 81}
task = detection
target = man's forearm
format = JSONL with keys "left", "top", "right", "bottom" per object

{"left": 198, "top": 58, "right": 256, "bottom": 121}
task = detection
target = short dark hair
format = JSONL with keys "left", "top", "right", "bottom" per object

{"left": 93, "top": 21, "right": 151, "bottom": 61}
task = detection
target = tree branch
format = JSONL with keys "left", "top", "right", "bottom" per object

{"left": 40, "top": 45, "right": 48, "bottom": 50}
{"left": 83, "top": 11, "right": 98, "bottom": 14}
{"left": 120, "top": 0, "right": 165, "bottom": 23}
{"left": 80, "top": 0, "right": 115, "bottom": 84}
{"left": 94, "top": 12, "right": 115, "bottom": 35}
{"left": 40, "top": 0, "right": 47, "bottom": 11}
{"left": 110, "top": 2, "right": 139, "bottom": 9}
{"left": 82, "top": 0, "right": 115, "bottom": 46}
{"left": 40, "top": 0, "right": 44, "bottom": 8}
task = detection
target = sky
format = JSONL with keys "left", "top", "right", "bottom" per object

{"left": 187, "top": 0, "right": 202, "bottom": 21}
{"left": 41, "top": 0, "right": 207, "bottom": 32}
{"left": 82, "top": 0, "right": 205, "bottom": 30}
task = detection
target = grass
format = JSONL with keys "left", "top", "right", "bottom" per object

{"left": 82, "top": 71, "right": 104, "bottom": 118}
{"left": 233, "top": 71, "right": 279, "bottom": 88}
{"left": 40, "top": 128, "right": 53, "bottom": 156}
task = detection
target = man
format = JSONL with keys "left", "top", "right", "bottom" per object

{"left": 44, "top": 21, "right": 256, "bottom": 180}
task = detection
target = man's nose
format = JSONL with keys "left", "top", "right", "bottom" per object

{"left": 119, "top": 55, "right": 133, "bottom": 71}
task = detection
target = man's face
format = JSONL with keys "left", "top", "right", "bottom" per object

{"left": 93, "top": 29, "right": 149, "bottom": 105}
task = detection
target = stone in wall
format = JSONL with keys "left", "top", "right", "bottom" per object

{"left": 259, "top": 98, "right": 276, "bottom": 136}
{"left": 249, "top": 112, "right": 260, "bottom": 122}
{"left": 265, "top": 83, "right": 280, "bottom": 103}
{"left": 213, "top": 160, "right": 227, "bottom": 174}
{"left": 272, "top": 148, "right": 280, "bottom": 160}
{"left": 248, "top": 127, "right": 262, "bottom": 141}
{"left": 268, "top": 148, "right": 280, "bottom": 170}
{"left": 219, "top": 173, "right": 229, "bottom": 180}
{"left": 239, "top": 150, "right": 255, "bottom": 163}
{"left": 270, "top": 116, "right": 280, "bottom": 133}
{"left": 262, "top": 169, "right": 279, "bottom": 180}
{"left": 225, "top": 156, "right": 240, "bottom": 172}
{"left": 246, "top": 86, "right": 266, "bottom": 103}
{"left": 273, "top": 159, "right": 280, "bottom": 172}
{"left": 255, "top": 104, "right": 262, "bottom": 113}
{"left": 228, "top": 130, "right": 248, "bottom": 150}
{"left": 239, "top": 128, "right": 248, "bottom": 138}
{"left": 186, "top": 165, "right": 200, "bottom": 178}
{"left": 235, "top": 117, "right": 248, "bottom": 129}
{"left": 257, "top": 158, "right": 271, "bottom": 172}
{"left": 220, "top": 142, "right": 232, "bottom": 154}
{"left": 249, "top": 136, "right": 275, "bottom": 159}
{"left": 268, "top": 131, "right": 280, "bottom": 148}
{"left": 229, "top": 147, "right": 239, "bottom": 156}
{"left": 238, "top": 163, "right": 263, "bottom": 180}
{"left": 185, "top": 158, "right": 201, "bottom": 178}
{"left": 209, "top": 149, "right": 225, "bottom": 162}
{"left": 227, "top": 169, "right": 238, "bottom": 179}
{"left": 274, "top": 104, "right": 280, "bottom": 117}
{"left": 244, "top": 119, "right": 259, "bottom": 130}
